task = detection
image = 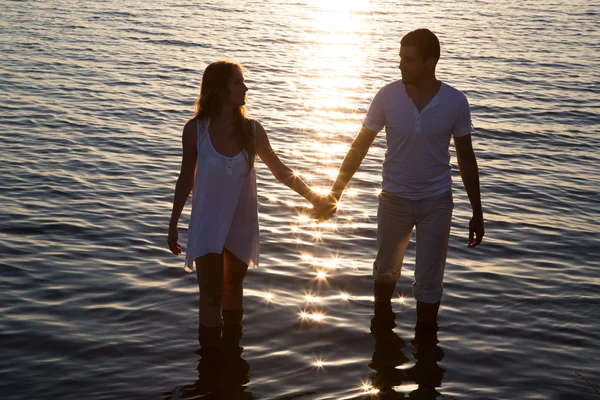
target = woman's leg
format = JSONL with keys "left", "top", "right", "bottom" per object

{"left": 196, "top": 253, "right": 224, "bottom": 328}
{"left": 222, "top": 249, "right": 249, "bottom": 311}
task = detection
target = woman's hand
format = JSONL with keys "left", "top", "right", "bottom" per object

{"left": 168, "top": 224, "right": 182, "bottom": 255}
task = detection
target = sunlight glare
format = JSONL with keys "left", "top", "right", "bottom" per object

{"left": 323, "top": 168, "right": 339, "bottom": 178}
{"left": 299, "top": 310, "right": 326, "bottom": 323}
{"left": 301, "top": 253, "right": 314, "bottom": 262}
{"left": 313, "top": 358, "right": 325, "bottom": 369}
{"left": 360, "top": 381, "right": 380, "bottom": 394}
{"left": 263, "top": 292, "right": 274, "bottom": 302}
{"left": 323, "top": 257, "right": 340, "bottom": 269}
{"left": 318, "top": 221, "right": 338, "bottom": 231}
{"left": 297, "top": 215, "right": 311, "bottom": 224}
{"left": 311, "top": 0, "right": 370, "bottom": 12}
{"left": 313, "top": 187, "right": 331, "bottom": 196}
{"left": 304, "top": 293, "right": 322, "bottom": 303}
{"left": 310, "top": 312, "right": 325, "bottom": 322}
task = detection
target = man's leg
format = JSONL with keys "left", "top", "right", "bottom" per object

{"left": 373, "top": 192, "right": 414, "bottom": 305}
{"left": 416, "top": 300, "right": 441, "bottom": 325}
{"left": 413, "top": 191, "right": 453, "bottom": 344}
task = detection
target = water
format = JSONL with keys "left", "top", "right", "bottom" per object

{"left": 1, "top": 0, "right": 599, "bottom": 399}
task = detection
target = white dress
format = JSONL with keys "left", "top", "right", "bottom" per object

{"left": 184, "top": 118, "right": 259, "bottom": 272}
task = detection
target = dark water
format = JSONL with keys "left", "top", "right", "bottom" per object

{"left": 1, "top": 0, "right": 599, "bottom": 399}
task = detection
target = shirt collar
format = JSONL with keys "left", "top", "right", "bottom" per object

{"left": 400, "top": 81, "right": 444, "bottom": 113}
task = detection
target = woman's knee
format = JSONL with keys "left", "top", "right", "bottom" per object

{"left": 223, "top": 282, "right": 243, "bottom": 297}
{"left": 200, "top": 279, "right": 223, "bottom": 304}
{"left": 196, "top": 253, "right": 224, "bottom": 294}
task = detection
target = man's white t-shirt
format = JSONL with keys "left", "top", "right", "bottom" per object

{"left": 363, "top": 80, "right": 474, "bottom": 200}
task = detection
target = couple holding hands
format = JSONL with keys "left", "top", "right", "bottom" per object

{"left": 168, "top": 28, "right": 484, "bottom": 347}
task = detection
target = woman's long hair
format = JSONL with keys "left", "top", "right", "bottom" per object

{"left": 190, "top": 60, "right": 255, "bottom": 172}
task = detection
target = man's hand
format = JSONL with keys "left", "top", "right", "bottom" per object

{"left": 312, "top": 195, "right": 337, "bottom": 221}
{"left": 168, "top": 224, "right": 182, "bottom": 255}
{"left": 468, "top": 213, "right": 484, "bottom": 247}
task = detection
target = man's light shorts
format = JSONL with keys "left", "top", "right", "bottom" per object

{"left": 373, "top": 190, "right": 453, "bottom": 304}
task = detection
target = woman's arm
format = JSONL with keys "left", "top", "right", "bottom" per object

{"left": 255, "top": 121, "right": 318, "bottom": 205}
{"left": 168, "top": 121, "right": 197, "bottom": 255}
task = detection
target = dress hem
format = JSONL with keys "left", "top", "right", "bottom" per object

{"left": 184, "top": 248, "right": 258, "bottom": 272}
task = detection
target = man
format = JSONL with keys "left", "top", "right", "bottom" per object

{"left": 315, "top": 28, "right": 484, "bottom": 345}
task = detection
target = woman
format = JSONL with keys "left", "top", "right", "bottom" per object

{"left": 168, "top": 60, "right": 317, "bottom": 334}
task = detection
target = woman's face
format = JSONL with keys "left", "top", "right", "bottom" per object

{"left": 227, "top": 67, "right": 248, "bottom": 106}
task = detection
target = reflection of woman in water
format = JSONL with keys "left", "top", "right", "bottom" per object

{"left": 168, "top": 314, "right": 257, "bottom": 399}
{"left": 167, "top": 60, "right": 317, "bottom": 334}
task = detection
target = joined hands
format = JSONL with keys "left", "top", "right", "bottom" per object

{"left": 311, "top": 193, "right": 338, "bottom": 222}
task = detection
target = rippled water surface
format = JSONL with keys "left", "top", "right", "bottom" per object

{"left": 1, "top": 0, "right": 600, "bottom": 399}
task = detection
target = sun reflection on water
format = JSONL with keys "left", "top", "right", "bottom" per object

{"left": 257, "top": 2, "right": 383, "bottom": 388}
{"left": 304, "top": 292, "right": 322, "bottom": 303}
{"left": 263, "top": 292, "right": 274, "bottom": 303}
{"left": 299, "top": 310, "right": 326, "bottom": 323}
{"left": 315, "top": 271, "right": 328, "bottom": 280}
{"left": 313, "top": 358, "right": 326, "bottom": 370}
{"left": 360, "top": 381, "right": 380, "bottom": 394}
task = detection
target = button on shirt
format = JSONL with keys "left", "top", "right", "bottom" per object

{"left": 363, "top": 80, "right": 474, "bottom": 200}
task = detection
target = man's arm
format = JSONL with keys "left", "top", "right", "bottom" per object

{"left": 331, "top": 126, "right": 379, "bottom": 200}
{"left": 315, "top": 126, "right": 378, "bottom": 219}
{"left": 453, "top": 134, "right": 484, "bottom": 247}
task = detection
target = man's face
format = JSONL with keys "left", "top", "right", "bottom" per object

{"left": 399, "top": 45, "right": 430, "bottom": 86}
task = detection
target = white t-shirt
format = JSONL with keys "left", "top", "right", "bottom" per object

{"left": 363, "top": 80, "right": 474, "bottom": 200}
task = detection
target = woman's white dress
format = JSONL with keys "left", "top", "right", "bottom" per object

{"left": 184, "top": 118, "right": 259, "bottom": 272}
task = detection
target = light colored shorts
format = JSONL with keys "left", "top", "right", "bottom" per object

{"left": 373, "top": 190, "right": 453, "bottom": 303}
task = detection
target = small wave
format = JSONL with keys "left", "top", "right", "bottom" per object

{"left": 0, "top": 223, "right": 89, "bottom": 236}
{"left": 97, "top": 10, "right": 136, "bottom": 18}
{"left": 130, "top": 37, "right": 211, "bottom": 48}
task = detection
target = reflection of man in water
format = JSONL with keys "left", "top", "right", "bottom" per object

{"left": 370, "top": 305, "right": 445, "bottom": 397}
{"left": 315, "top": 28, "right": 484, "bottom": 343}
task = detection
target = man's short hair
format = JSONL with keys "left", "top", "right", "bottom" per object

{"left": 400, "top": 29, "right": 440, "bottom": 63}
